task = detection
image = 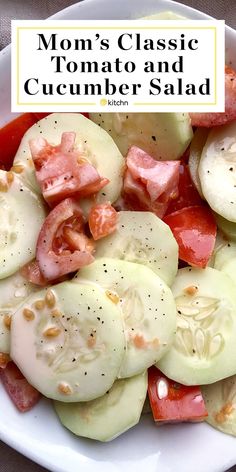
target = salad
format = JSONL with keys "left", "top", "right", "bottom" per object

{"left": 0, "top": 34, "right": 236, "bottom": 444}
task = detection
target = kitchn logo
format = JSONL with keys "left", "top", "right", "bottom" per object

{"left": 100, "top": 98, "right": 129, "bottom": 107}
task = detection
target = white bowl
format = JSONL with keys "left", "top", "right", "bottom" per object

{"left": 0, "top": 1, "right": 236, "bottom": 472}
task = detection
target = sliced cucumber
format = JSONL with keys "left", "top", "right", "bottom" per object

{"left": 90, "top": 113, "right": 193, "bottom": 160}
{"left": 198, "top": 121, "right": 236, "bottom": 222}
{"left": 215, "top": 213, "right": 236, "bottom": 242}
{"left": 0, "top": 271, "right": 38, "bottom": 354}
{"left": 207, "top": 231, "right": 227, "bottom": 268}
{"left": 13, "top": 113, "right": 125, "bottom": 209}
{"left": 213, "top": 241, "right": 236, "bottom": 271}
{"left": 157, "top": 267, "right": 236, "bottom": 385}
{"left": 0, "top": 170, "right": 46, "bottom": 279}
{"left": 74, "top": 258, "right": 176, "bottom": 378}
{"left": 188, "top": 128, "right": 208, "bottom": 198}
{"left": 94, "top": 211, "right": 178, "bottom": 286}
{"left": 10, "top": 282, "right": 125, "bottom": 402}
{"left": 220, "top": 259, "right": 236, "bottom": 287}
{"left": 54, "top": 371, "right": 147, "bottom": 441}
{"left": 202, "top": 375, "right": 236, "bottom": 437}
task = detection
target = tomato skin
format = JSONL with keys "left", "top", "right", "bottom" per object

{"left": 164, "top": 206, "right": 216, "bottom": 268}
{"left": 148, "top": 366, "right": 208, "bottom": 423}
{"left": 123, "top": 146, "right": 180, "bottom": 218}
{"left": 0, "top": 362, "right": 41, "bottom": 412}
{"left": 0, "top": 113, "right": 37, "bottom": 170}
{"left": 20, "top": 260, "right": 48, "bottom": 286}
{"left": 190, "top": 65, "right": 236, "bottom": 127}
{"left": 166, "top": 163, "right": 203, "bottom": 214}
{"left": 30, "top": 132, "right": 108, "bottom": 206}
{"left": 88, "top": 203, "right": 118, "bottom": 240}
{"left": 36, "top": 198, "right": 94, "bottom": 280}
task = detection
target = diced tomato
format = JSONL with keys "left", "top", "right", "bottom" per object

{"left": 148, "top": 366, "right": 208, "bottom": 423}
{"left": 36, "top": 198, "right": 94, "bottom": 280}
{"left": 33, "top": 113, "right": 51, "bottom": 121}
{"left": 0, "top": 113, "right": 38, "bottom": 170}
{"left": 0, "top": 362, "right": 41, "bottom": 412}
{"left": 123, "top": 146, "right": 180, "bottom": 218}
{"left": 88, "top": 203, "right": 118, "bottom": 240}
{"left": 166, "top": 163, "right": 203, "bottom": 214}
{"left": 190, "top": 65, "right": 236, "bottom": 127}
{"left": 20, "top": 260, "right": 48, "bottom": 286}
{"left": 164, "top": 205, "right": 217, "bottom": 268}
{"left": 29, "top": 132, "right": 109, "bottom": 206}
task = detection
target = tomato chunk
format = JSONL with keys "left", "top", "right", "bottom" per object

{"left": 29, "top": 132, "right": 109, "bottom": 206}
{"left": 148, "top": 366, "right": 208, "bottom": 423}
{"left": 164, "top": 206, "right": 216, "bottom": 268}
{"left": 88, "top": 203, "right": 118, "bottom": 240}
{"left": 0, "top": 113, "right": 37, "bottom": 170}
{"left": 20, "top": 260, "right": 48, "bottom": 286}
{"left": 36, "top": 198, "right": 94, "bottom": 280}
{"left": 166, "top": 163, "right": 203, "bottom": 214}
{"left": 190, "top": 66, "right": 236, "bottom": 127}
{"left": 123, "top": 146, "right": 180, "bottom": 218}
{"left": 0, "top": 362, "right": 41, "bottom": 412}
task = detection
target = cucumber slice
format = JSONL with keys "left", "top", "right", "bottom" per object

{"left": 54, "top": 371, "right": 147, "bottom": 442}
{"left": 0, "top": 272, "right": 38, "bottom": 354}
{"left": 198, "top": 121, "right": 236, "bottom": 222}
{"left": 0, "top": 170, "right": 46, "bottom": 279}
{"left": 215, "top": 213, "right": 236, "bottom": 242}
{"left": 157, "top": 267, "right": 236, "bottom": 385}
{"left": 94, "top": 211, "right": 178, "bottom": 286}
{"left": 13, "top": 113, "right": 124, "bottom": 209}
{"left": 188, "top": 128, "right": 208, "bottom": 198}
{"left": 220, "top": 259, "right": 236, "bottom": 287}
{"left": 213, "top": 241, "right": 236, "bottom": 271}
{"left": 74, "top": 258, "right": 176, "bottom": 378}
{"left": 90, "top": 113, "right": 193, "bottom": 160}
{"left": 10, "top": 282, "right": 125, "bottom": 402}
{"left": 201, "top": 375, "right": 236, "bottom": 437}
{"left": 207, "top": 231, "right": 227, "bottom": 268}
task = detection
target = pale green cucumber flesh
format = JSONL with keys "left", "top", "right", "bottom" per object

{"left": 157, "top": 267, "right": 236, "bottom": 385}
{"left": 94, "top": 211, "right": 178, "bottom": 286}
{"left": 11, "top": 282, "right": 125, "bottom": 402}
{"left": 0, "top": 170, "right": 46, "bottom": 279}
{"left": 54, "top": 371, "right": 147, "bottom": 442}
{"left": 90, "top": 112, "right": 193, "bottom": 160}
{"left": 74, "top": 258, "right": 176, "bottom": 378}
{"left": 202, "top": 375, "right": 236, "bottom": 437}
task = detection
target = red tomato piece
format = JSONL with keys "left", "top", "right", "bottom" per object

{"left": 123, "top": 146, "right": 180, "bottom": 218}
{"left": 0, "top": 113, "right": 37, "bottom": 170}
{"left": 166, "top": 163, "right": 203, "bottom": 214}
{"left": 190, "top": 66, "right": 236, "bottom": 127}
{"left": 88, "top": 203, "right": 118, "bottom": 240}
{"left": 148, "top": 366, "right": 208, "bottom": 423}
{"left": 0, "top": 362, "right": 41, "bottom": 412}
{"left": 36, "top": 198, "right": 94, "bottom": 280}
{"left": 20, "top": 260, "right": 48, "bottom": 286}
{"left": 164, "top": 205, "right": 217, "bottom": 268}
{"left": 29, "top": 132, "right": 109, "bottom": 206}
